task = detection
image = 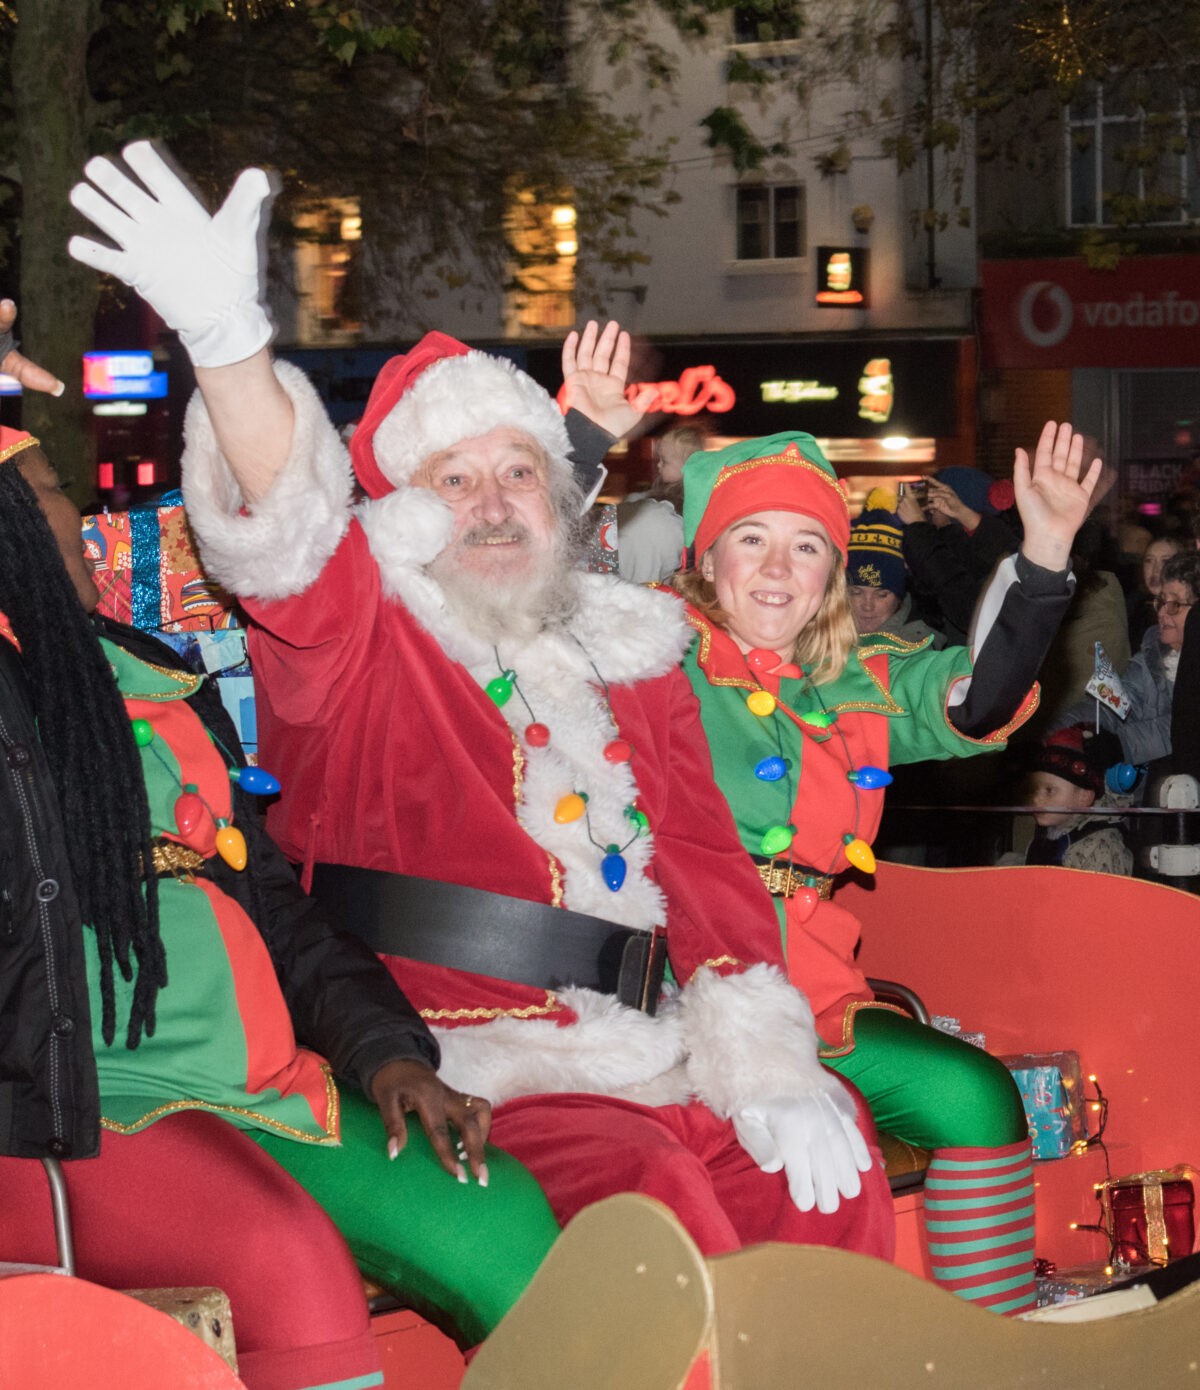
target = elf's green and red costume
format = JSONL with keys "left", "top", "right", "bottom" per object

{"left": 677, "top": 433, "right": 1078, "bottom": 1315}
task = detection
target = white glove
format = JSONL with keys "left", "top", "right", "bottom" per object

{"left": 734, "top": 1082, "right": 874, "bottom": 1215}
{"left": 68, "top": 141, "right": 273, "bottom": 369}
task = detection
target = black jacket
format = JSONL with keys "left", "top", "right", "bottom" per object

{"left": 0, "top": 619, "right": 438, "bottom": 1161}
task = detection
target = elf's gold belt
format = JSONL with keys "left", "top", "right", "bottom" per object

{"left": 151, "top": 841, "right": 206, "bottom": 876}
{"left": 754, "top": 861, "right": 835, "bottom": 900}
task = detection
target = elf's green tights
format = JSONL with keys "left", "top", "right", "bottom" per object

{"left": 252, "top": 1087, "right": 560, "bottom": 1347}
{"left": 825, "top": 1007, "right": 1036, "bottom": 1314}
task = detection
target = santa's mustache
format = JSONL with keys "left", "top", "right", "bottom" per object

{"left": 458, "top": 520, "right": 533, "bottom": 548}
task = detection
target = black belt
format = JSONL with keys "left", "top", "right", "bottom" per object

{"left": 309, "top": 864, "right": 667, "bottom": 1015}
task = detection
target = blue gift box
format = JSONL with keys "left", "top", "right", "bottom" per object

{"left": 1001, "top": 1051, "right": 1087, "bottom": 1161}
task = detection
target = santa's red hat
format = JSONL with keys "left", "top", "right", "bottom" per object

{"left": 350, "top": 332, "right": 572, "bottom": 500}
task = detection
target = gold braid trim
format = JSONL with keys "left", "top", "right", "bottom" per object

{"left": 150, "top": 842, "right": 206, "bottom": 876}
{"left": 117, "top": 660, "right": 203, "bottom": 701}
{"left": 823, "top": 652, "right": 904, "bottom": 716}
{"left": 0, "top": 434, "right": 40, "bottom": 465}
{"left": 511, "top": 710, "right": 566, "bottom": 908}
{"left": 547, "top": 854, "right": 564, "bottom": 907}
{"left": 686, "top": 956, "right": 742, "bottom": 983}
{"left": 100, "top": 1063, "right": 340, "bottom": 1144}
{"left": 421, "top": 993, "right": 561, "bottom": 1021}
{"left": 943, "top": 681, "right": 1041, "bottom": 745}
{"left": 817, "top": 1000, "right": 908, "bottom": 1059}
{"left": 710, "top": 450, "right": 849, "bottom": 520}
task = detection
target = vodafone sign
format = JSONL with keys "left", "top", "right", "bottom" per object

{"left": 982, "top": 257, "right": 1200, "bottom": 369}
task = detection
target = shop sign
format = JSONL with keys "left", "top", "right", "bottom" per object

{"left": 83, "top": 351, "right": 168, "bottom": 400}
{"left": 761, "top": 379, "right": 839, "bottom": 403}
{"left": 981, "top": 257, "right": 1200, "bottom": 369}
{"left": 623, "top": 364, "right": 735, "bottom": 415}
{"left": 815, "top": 247, "right": 869, "bottom": 307}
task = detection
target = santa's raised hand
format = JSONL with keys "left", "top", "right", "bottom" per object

{"left": 1014, "top": 420, "right": 1102, "bottom": 572}
{"left": 69, "top": 141, "right": 274, "bottom": 369}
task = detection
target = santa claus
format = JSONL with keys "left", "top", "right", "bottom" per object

{"left": 69, "top": 143, "right": 895, "bottom": 1309}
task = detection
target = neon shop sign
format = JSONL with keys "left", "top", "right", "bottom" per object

{"left": 626, "top": 365, "right": 735, "bottom": 415}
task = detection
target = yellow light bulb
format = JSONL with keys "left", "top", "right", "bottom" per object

{"left": 843, "top": 837, "right": 876, "bottom": 873}
{"left": 554, "top": 793, "right": 587, "bottom": 824}
{"left": 216, "top": 824, "right": 247, "bottom": 872}
{"left": 747, "top": 690, "right": 777, "bottom": 717}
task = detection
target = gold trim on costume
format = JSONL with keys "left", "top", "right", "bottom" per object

{"left": 686, "top": 956, "right": 742, "bottom": 982}
{"left": 0, "top": 434, "right": 40, "bottom": 465}
{"left": 709, "top": 448, "right": 849, "bottom": 520}
{"left": 757, "top": 862, "right": 834, "bottom": 900}
{"left": 684, "top": 610, "right": 765, "bottom": 693}
{"left": 421, "top": 993, "right": 561, "bottom": 1021}
{"left": 510, "top": 730, "right": 566, "bottom": 908}
{"left": 943, "top": 682, "right": 1040, "bottom": 745}
{"left": 511, "top": 733, "right": 526, "bottom": 803}
{"left": 857, "top": 633, "right": 930, "bottom": 657}
{"left": 818, "top": 999, "right": 908, "bottom": 1058}
{"left": 823, "top": 652, "right": 904, "bottom": 717}
{"left": 547, "top": 854, "right": 564, "bottom": 908}
{"left": 118, "top": 660, "right": 204, "bottom": 701}
{"left": 150, "top": 842, "right": 206, "bottom": 876}
{"left": 100, "top": 1063, "right": 340, "bottom": 1144}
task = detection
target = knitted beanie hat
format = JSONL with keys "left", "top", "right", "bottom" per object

{"left": 1032, "top": 725, "right": 1119, "bottom": 796}
{"left": 846, "top": 493, "right": 906, "bottom": 597}
{"left": 934, "top": 465, "right": 997, "bottom": 517}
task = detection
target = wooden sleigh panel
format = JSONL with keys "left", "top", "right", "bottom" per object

{"left": 844, "top": 862, "right": 1200, "bottom": 1268}
{"left": 466, "top": 1192, "right": 1200, "bottom": 1390}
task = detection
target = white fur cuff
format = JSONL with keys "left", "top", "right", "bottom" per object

{"left": 431, "top": 987, "right": 689, "bottom": 1107}
{"left": 679, "top": 963, "right": 829, "bottom": 1118}
{"left": 181, "top": 360, "right": 353, "bottom": 602}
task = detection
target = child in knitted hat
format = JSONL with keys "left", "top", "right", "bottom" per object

{"left": 1016, "top": 725, "right": 1132, "bottom": 875}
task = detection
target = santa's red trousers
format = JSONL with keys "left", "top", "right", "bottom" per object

{"left": 490, "top": 1086, "right": 896, "bottom": 1259}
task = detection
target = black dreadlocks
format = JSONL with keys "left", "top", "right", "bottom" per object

{"left": 0, "top": 456, "right": 164, "bottom": 1047}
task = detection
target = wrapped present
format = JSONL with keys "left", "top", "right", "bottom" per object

{"left": 155, "top": 628, "right": 257, "bottom": 760}
{"left": 82, "top": 497, "right": 238, "bottom": 634}
{"left": 1000, "top": 1051, "right": 1087, "bottom": 1160}
{"left": 1034, "top": 1260, "right": 1145, "bottom": 1308}
{"left": 1099, "top": 1169, "right": 1196, "bottom": 1266}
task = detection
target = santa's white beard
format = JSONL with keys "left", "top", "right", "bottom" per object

{"left": 426, "top": 520, "right": 581, "bottom": 645}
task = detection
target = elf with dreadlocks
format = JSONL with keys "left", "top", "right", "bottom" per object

{"left": 0, "top": 305, "right": 559, "bottom": 1387}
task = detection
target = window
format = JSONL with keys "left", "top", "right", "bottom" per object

{"left": 293, "top": 198, "right": 362, "bottom": 344}
{"left": 732, "top": 4, "right": 802, "bottom": 44}
{"left": 504, "top": 190, "right": 576, "bottom": 336}
{"left": 1067, "top": 74, "right": 1200, "bottom": 226}
{"left": 736, "top": 184, "right": 805, "bottom": 260}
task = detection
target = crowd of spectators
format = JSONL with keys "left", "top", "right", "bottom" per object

{"left": 824, "top": 457, "right": 1199, "bottom": 884}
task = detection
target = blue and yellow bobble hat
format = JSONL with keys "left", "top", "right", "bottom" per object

{"left": 846, "top": 488, "right": 906, "bottom": 597}
{"left": 681, "top": 431, "right": 851, "bottom": 565}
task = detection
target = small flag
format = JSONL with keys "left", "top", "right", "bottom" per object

{"left": 1086, "top": 642, "right": 1130, "bottom": 720}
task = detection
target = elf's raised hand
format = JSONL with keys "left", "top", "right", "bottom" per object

{"left": 69, "top": 142, "right": 274, "bottom": 369}
{"left": 1014, "top": 421, "right": 1102, "bottom": 572}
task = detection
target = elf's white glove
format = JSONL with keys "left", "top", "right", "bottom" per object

{"left": 734, "top": 1082, "right": 874, "bottom": 1215}
{"left": 68, "top": 141, "right": 273, "bottom": 369}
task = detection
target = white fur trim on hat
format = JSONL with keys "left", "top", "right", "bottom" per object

{"left": 372, "top": 350, "right": 572, "bottom": 488}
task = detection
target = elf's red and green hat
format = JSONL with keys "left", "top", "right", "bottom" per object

{"left": 681, "top": 432, "right": 851, "bottom": 565}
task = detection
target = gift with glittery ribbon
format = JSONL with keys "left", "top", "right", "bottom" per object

{"left": 82, "top": 496, "right": 238, "bottom": 633}
{"left": 1099, "top": 1168, "right": 1196, "bottom": 1266}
